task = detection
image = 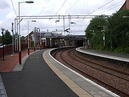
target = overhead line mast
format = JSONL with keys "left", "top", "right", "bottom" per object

{"left": 10, "top": 0, "right": 17, "bottom": 16}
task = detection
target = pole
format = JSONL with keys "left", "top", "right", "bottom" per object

{"left": 17, "top": 1, "right": 34, "bottom": 63}
{"left": 14, "top": 19, "right": 16, "bottom": 52}
{"left": 14, "top": 18, "right": 17, "bottom": 51}
{"left": 63, "top": 16, "right": 65, "bottom": 35}
{"left": 37, "top": 28, "right": 41, "bottom": 50}
{"left": 69, "top": 15, "right": 71, "bottom": 34}
{"left": 1, "top": 29, "right": 4, "bottom": 61}
{"left": 27, "top": 21, "right": 30, "bottom": 55}
{"left": 16, "top": 19, "right": 18, "bottom": 52}
{"left": 11, "top": 22, "right": 14, "bottom": 55}
{"left": 2, "top": 34, "right": 4, "bottom": 61}
{"left": 15, "top": 18, "right": 18, "bottom": 52}
{"left": 39, "top": 28, "right": 41, "bottom": 50}
{"left": 34, "top": 27, "right": 36, "bottom": 51}
{"left": 103, "top": 26, "right": 105, "bottom": 47}
{"left": 18, "top": 2, "right": 21, "bottom": 64}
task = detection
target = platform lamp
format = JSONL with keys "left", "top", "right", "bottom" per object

{"left": 1, "top": 28, "right": 5, "bottom": 61}
{"left": 36, "top": 28, "right": 41, "bottom": 50}
{"left": 11, "top": 22, "right": 14, "bottom": 56}
{"left": 27, "top": 20, "right": 36, "bottom": 55}
{"left": 18, "top": 1, "right": 34, "bottom": 64}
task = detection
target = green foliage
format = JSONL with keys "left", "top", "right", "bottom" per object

{"left": 108, "top": 10, "right": 129, "bottom": 49}
{"left": 21, "top": 36, "right": 25, "bottom": 43}
{"left": 31, "top": 41, "right": 34, "bottom": 47}
{"left": 85, "top": 15, "right": 108, "bottom": 50}
{"left": 85, "top": 10, "right": 129, "bottom": 54}
{"left": 3, "top": 30, "right": 12, "bottom": 45}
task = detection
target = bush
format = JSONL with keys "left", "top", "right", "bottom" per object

{"left": 113, "top": 47, "right": 129, "bottom": 53}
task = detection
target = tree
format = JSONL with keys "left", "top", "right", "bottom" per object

{"left": 85, "top": 10, "right": 129, "bottom": 53}
{"left": 21, "top": 36, "right": 26, "bottom": 44}
{"left": 108, "top": 10, "right": 129, "bottom": 50}
{"left": 85, "top": 15, "right": 108, "bottom": 49}
{"left": 4, "top": 30, "right": 12, "bottom": 45}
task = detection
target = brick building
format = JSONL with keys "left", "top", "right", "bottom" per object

{"left": 120, "top": 0, "right": 129, "bottom": 10}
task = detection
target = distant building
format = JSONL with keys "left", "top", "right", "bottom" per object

{"left": 26, "top": 30, "right": 64, "bottom": 48}
{"left": 64, "top": 35, "right": 85, "bottom": 47}
{"left": 26, "top": 30, "right": 85, "bottom": 48}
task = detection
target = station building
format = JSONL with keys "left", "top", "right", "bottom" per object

{"left": 26, "top": 31, "right": 85, "bottom": 49}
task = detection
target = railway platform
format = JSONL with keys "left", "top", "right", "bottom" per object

{"left": 44, "top": 48, "right": 120, "bottom": 97}
{"left": 0, "top": 49, "right": 34, "bottom": 97}
{"left": 0, "top": 48, "right": 120, "bottom": 97}
{"left": 76, "top": 47, "right": 129, "bottom": 62}
{"left": 0, "top": 50, "right": 78, "bottom": 97}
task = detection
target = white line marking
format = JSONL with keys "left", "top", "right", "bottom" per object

{"left": 0, "top": 75, "right": 8, "bottom": 97}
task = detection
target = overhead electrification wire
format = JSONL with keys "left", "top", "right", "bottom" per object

{"left": 105, "top": 1, "right": 123, "bottom": 11}
{"left": 76, "top": 0, "right": 115, "bottom": 26}
{"left": 96, "top": 1, "right": 122, "bottom": 13}
{"left": 106, "top": 3, "right": 122, "bottom": 11}
{"left": 65, "top": 0, "right": 79, "bottom": 13}
{"left": 92, "top": 1, "right": 123, "bottom": 15}
{"left": 81, "top": 0, "right": 115, "bottom": 26}
{"left": 89, "top": 0, "right": 115, "bottom": 15}
{"left": 10, "top": 0, "right": 17, "bottom": 16}
{"left": 56, "top": 0, "right": 69, "bottom": 14}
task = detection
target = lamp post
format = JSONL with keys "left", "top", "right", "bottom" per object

{"left": 14, "top": 18, "right": 19, "bottom": 52}
{"left": 1, "top": 28, "right": 5, "bottom": 61}
{"left": 101, "top": 29, "right": 105, "bottom": 47}
{"left": 27, "top": 20, "right": 36, "bottom": 55}
{"left": 97, "top": 26, "right": 106, "bottom": 47}
{"left": 11, "top": 22, "right": 14, "bottom": 56}
{"left": 18, "top": 1, "right": 34, "bottom": 64}
{"left": 70, "top": 22, "right": 76, "bottom": 24}
{"left": 27, "top": 21, "right": 30, "bottom": 55}
{"left": 36, "top": 28, "right": 41, "bottom": 49}
{"left": 39, "top": 28, "right": 41, "bottom": 50}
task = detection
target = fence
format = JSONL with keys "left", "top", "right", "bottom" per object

{"left": 0, "top": 44, "right": 27, "bottom": 58}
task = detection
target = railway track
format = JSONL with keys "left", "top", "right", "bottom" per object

{"left": 52, "top": 48, "right": 129, "bottom": 97}
{"left": 71, "top": 50, "right": 129, "bottom": 81}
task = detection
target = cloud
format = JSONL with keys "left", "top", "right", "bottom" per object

{"left": 0, "top": 0, "right": 126, "bottom": 36}
{"left": 0, "top": 20, "right": 3, "bottom": 25}
{"left": 6, "top": 12, "right": 16, "bottom": 19}
{"left": 0, "top": 0, "right": 10, "bottom": 10}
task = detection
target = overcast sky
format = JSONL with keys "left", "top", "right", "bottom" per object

{"left": 0, "top": 0, "right": 125, "bottom": 36}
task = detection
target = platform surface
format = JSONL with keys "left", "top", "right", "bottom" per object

{"left": 0, "top": 49, "right": 34, "bottom": 97}
{"left": 1, "top": 50, "right": 78, "bottom": 97}
{"left": 44, "top": 48, "right": 120, "bottom": 97}
{"left": 76, "top": 47, "right": 129, "bottom": 62}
